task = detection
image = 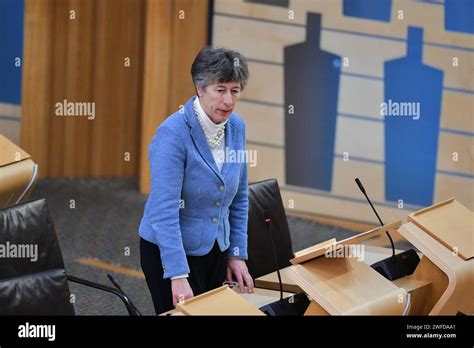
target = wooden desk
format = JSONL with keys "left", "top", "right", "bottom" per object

{"left": 398, "top": 222, "right": 474, "bottom": 315}
{"left": 160, "top": 287, "right": 293, "bottom": 316}
{"left": 255, "top": 245, "right": 428, "bottom": 295}
{"left": 408, "top": 198, "right": 474, "bottom": 260}
{"left": 285, "top": 255, "right": 407, "bottom": 315}
{"left": 254, "top": 268, "right": 301, "bottom": 293}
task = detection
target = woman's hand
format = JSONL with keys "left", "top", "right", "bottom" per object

{"left": 227, "top": 258, "right": 254, "bottom": 294}
{"left": 171, "top": 278, "right": 194, "bottom": 307}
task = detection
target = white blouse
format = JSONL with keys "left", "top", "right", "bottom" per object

{"left": 194, "top": 97, "right": 228, "bottom": 172}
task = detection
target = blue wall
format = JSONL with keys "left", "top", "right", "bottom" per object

{"left": 0, "top": 0, "right": 24, "bottom": 105}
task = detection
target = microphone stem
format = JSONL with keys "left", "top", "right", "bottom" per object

{"left": 362, "top": 191, "right": 396, "bottom": 261}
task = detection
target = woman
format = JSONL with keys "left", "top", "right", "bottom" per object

{"left": 139, "top": 47, "right": 254, "bottom": 314}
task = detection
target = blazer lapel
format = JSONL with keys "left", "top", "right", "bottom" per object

{"left": 220, "top": 120, "right": 236, "bottom": 179}
{"left": 184, "top": 97, "right": 224, "bottom": 182}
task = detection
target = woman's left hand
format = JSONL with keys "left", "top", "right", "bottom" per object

{"left": 227, "top": 257, "right": 254, "bottom": 294}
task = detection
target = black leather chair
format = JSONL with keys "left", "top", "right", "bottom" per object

{"left": 0, "top": 198, "right": 140, "bottom": 315}
{"left": 247, "top": 179, "right": 294, "bottom": 279}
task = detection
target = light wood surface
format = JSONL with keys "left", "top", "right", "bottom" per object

{"left": 398, "top": 222, "right": 474, "bottom": 315}
{"left": 290, "top": 221, "right": 402, "bottom": 265}
{"left": 256, "top": 245, "right": 427, "bottom": 295}
{"left": 254, "top": 268, "right": 302, "bottom": 294}
{"left": 285, "top": 256, "right": 407, "bottom": 315}
{"left": 0, "top": 135, "right": 36, "bottom": 206}
{"left": 162, "top": 287, "right": 291, "bottom": 316}
{"left": 403, "top": 255, "right": 448, "bottom": 315}
{"left": 293, "top": 238, "right": 336, "bottom": 260}
{"left": 0, "top": 135, "right": 31, "bottom": 166}
{"left": 0, "top": 159, "right": 36, "bottom": 207}
{"left": 409, "top": 198, "right": 474, "bottom": 260}
{"left": 176, "top": 285, "right": 265, "bottom": 316}
{"left": 391, "top": 277, "right": 431, "bottom": 296}
{"left": 239, "top": 287, "right": 294, "bottom": 308}
{"left": 304, "top": 301, "right": 330, "bottom": 316}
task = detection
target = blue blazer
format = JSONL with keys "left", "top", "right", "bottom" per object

{"left": 139, "top": 96, "right": 249, "bottom": 279}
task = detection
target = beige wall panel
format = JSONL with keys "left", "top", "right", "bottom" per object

{"left": 280, "top": 188, "right": 409, "bottom": 225}
{"left": 435, "top": 174, "right": 474, "bottom": 210}
{"left": 0, "top": 121, "right": 20, "bottom": 145}
{"left": 245, "top": 62, "right": 284, "bottom": 105}
{"left": 437, "top": 133, "right": 474, "bottom": 175}
{"left": 441, "top": 92, "right": 474, "bottom": 133}
{"left": 234, "top": 100, "right": 284, "bottom": 147}
{"left": 212, "top": 14, "right": 305, "bottom": 64}
{"left": 214, "top": 0, "right": 474, "bottom": 48}
{"left": 247, "top": 142, "right": 285, "bottom": 185}
{"left": 334, "top": 117, "right": 384, "bottom": 161}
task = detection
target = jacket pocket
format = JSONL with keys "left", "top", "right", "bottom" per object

{"left": 179, "top": 215, "right": 203, "bottom": 250}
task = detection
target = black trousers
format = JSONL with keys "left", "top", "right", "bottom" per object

{"left": 140, "top": 237, "right": 228, "bottom": 315}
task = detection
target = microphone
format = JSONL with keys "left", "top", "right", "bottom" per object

{"left": 355, "top": 178, "right": 396, "bottom": 261}
{"left": 354, "top": 178, "right": 420, "bottom": 281}
{"left": 258, "top": 209, "right": 310, "bottom": 315}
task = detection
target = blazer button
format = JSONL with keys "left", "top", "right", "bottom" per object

{"left": 211, "top": 217, "right": 218, "bottom": 223}
{"left": 219, "top": 184, "right": 224, "bottom": 191}
{"left": 215, "top": 200, "right": 221, "bottom": 207}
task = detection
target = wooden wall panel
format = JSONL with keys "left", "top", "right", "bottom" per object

{"left": 62, "top": 0, "right": 95, "bottom": 176}
{"left": 169, "top": 0, "right": 210, "bottom": 109}
{"left": 139, "top": 0, "right": 173, "bottom": 194}
{"left": 20, "top": 0, "right": 54, "bottom": 176}
{"left": 21, "top": 0, "right": 208, "bottom": 185}
{"left": 47, "top": 0, "right": 70, "bottom": 177}
{"left": 21, "top": 0, "right": 146, "bottom": 178}
{"left": 91, "top": 0, "right": 144, "bottom": 176}
{"left": 139, "top": 0, "right": 209, "bottom": 193}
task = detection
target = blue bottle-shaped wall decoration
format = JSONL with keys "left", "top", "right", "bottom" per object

{"left": 343, "top": 0, "right": 392, "bottom": 22}
{"left": 444, "top": 0, "right": 474, "bottom": 34}
{"left": 244, "top": 0, "right": 289, "bottom": 7}
{"left": 384, "top": 27, "right": 444, "bottom": 207}
{"left": 284, "top": 13, "right": 341, "bottom": 191}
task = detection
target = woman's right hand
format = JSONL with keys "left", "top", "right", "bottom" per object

{"left": 171, "top": 278, "right": 194, "bottom": 307}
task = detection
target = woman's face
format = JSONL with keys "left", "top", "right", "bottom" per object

{"left": 197, "top": 82, "right": 241, "bottom": 124}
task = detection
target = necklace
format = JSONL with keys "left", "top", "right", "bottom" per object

{"left": 193, "top": 100, "right": 225, "bottom": 149}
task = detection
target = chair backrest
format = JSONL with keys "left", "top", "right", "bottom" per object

{"left": 0, "top": 199, "right": 75, "bottom": 315}
{"left": 247, "top": 179, "right": 294, "bottom": 279}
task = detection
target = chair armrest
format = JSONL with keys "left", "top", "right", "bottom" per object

{"left": 67, "top": 274, "right": 141, "bottom": 316}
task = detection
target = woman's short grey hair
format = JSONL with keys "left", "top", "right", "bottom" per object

{"left": 191, "top": 47, "right": 250, "bottom": 91}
